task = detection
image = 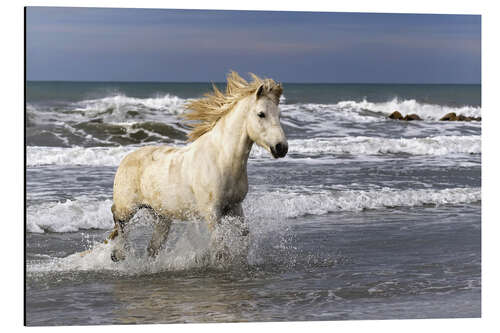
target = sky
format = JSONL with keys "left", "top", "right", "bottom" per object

{"left": 26, "top": 7, "right": 481, "bottom": 83}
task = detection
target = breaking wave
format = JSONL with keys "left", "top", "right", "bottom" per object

{"left": 27, "top": 94, "right": 481, "bottom": 126}
{"left": 27, "top": 94, "right": 188, "bottom": 125}
{"left": 333, "top": 98, "right": 481, "bottom": 120}
{"left": 27, "top": 146, "right": 138, "bottom": 167}
{"left": 27, "top": 93, "right": 481, "bottom": 148}
{"left": 246, "top": 187, "right": 481, "bottom": 219}
{"left": 27, "top": 135, "right": 481, "bottom": 167}
{"left": 269, "top": 135, "right": 481, "bottom": 157}
{"left": 280, "top": 98, "right": 481, "bottom": 125}
{"left": 26, "top": 186, "right": 480, "bottom": 274}
{"left": 71, "top": 94, "right": 188, "bottom": 122}
{"left": 27, "top": 196, "right": 114, "bottom": 234}
{"left": 27, "top": 187, "right": 480, "bottom": 234}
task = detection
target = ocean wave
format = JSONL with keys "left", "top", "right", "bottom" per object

{"left": 27, "top": 197, "right": 114, "bottom": 233}
{"left": 280, "top": 103, "right": 376, "bottom": 123}
{"left": 26, "top": 187, "right": 480, "bottom": 234}
{"left": 73, "top": 94, "right": 187, "bottom": 116}
{"left": 27, "top": 146, "right": 138, "bottom": 167}
{"left": 247, "top": 187, "right": 481, "bottom": 219}
{"left": 76, "top": 93, "right": 288, "bottom": 115}
{"left": 26, "top": 94, "right": 188, "bottom": 127}
{"left": 281, "top": 98, "right": 481, "bottom": 123}
{"left": 28, "top": 94, "right": 481, "bottom": 127}
{"left": 27, "top": 135, "right": 479, "bottom": 166}
{"left": 29, "top": 93, "right": 280, "bottom": 125}
{"left": 26, "top": 186, "right": 480, "bottom": 274}
{"left": 26, "top": 93, "right": 481, "bottom": 150}
{"left": 263, "top": 135, "right": 481, "bottom": 157}
{"left": 334, "top": 98, "right": 481, "bottom": 120}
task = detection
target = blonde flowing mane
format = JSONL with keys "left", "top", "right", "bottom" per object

{"left": 183, "top": 71, "right": 283, "bottom": 142}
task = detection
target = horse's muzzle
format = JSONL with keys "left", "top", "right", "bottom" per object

{"left": 271, "top": 142, "right": 288, "bottom": 158}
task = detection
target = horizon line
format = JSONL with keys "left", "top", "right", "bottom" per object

{"left": 26, "top": 80, "right": 481, "bottom": 85}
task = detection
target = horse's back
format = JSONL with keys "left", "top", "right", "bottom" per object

{"left": 117, "top": 145, "right": 179, "bottom": 171}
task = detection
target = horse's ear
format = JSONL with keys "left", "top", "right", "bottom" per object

{"left": 256, "top": 84, "right": 264, "bottom": 99}
{"left": 276, "top": 82, "right": 283, "bottom": 96}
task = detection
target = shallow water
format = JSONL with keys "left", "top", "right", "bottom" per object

{"left": 25, "top": 82, "right": 481, "bottom": 325}
{"left": 26, "top": 205, "right": 480, "bottom": 324}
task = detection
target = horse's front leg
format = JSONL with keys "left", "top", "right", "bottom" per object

{"left": 202, "top": 207, "right": 232, "bottom": 261}
{"left": 226, "top": 203, "right": 249, "bottom": 236}
{"left": 203, "top": 205, "right": 222, "bottom": 234}
{"left": 204, "top": 203, "right": 248, "bottom": 235}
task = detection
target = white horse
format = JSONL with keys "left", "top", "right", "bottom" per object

{"left": 107, "top": 72, "right": 288, "bottom": 261}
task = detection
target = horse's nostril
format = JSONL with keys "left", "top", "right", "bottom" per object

{"left": 275, "top": 143, "right": 282, "bottom": 153}
{"left": 275, "top": 143, "right": 287, "bottom": 157}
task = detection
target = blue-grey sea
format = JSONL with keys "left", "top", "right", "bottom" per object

{"left": 25, "top": 82, "right": 481, "bottom": 325}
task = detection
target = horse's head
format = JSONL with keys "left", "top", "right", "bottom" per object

{"left": 246, "top": 83, "right": 288, "bottom": 158}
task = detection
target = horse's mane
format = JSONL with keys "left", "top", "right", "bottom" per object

{"left": 183, "top": 71, "right": 283, "bottom": 142}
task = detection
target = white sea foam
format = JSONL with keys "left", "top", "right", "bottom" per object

{"left": 280, "top": 98, "right": 481, "bottom": 124}
{"left": 70, "top": 94, "right": 188, "bottom": 124}
{"left": 27, "top": 196, "right": 114, "bottom": 233}
{"left": 246, "top": 187, "right": 481, "bottom": 219}
{"left": 281, "top": 103, "right": 376, "bottom": 123}
{"left": 27, "top": 94, "right": 189, "bottom": 127}
{"left": 26, "top": 186, "right": 480, "bottom": 274}
{"left": 27, "top": 135, "right": 480, "bottom": 167}
{"left": 27, "top": 217, "right": 248, "bottom": 274}
{"left": 334, "top": 98, "right": 481, "bottom": 120}
{"left": 74, "top": 94, "right": 187, "bottom": 114}
{"left": 27, "top": 187, "right": 480, "bottom": 234}
{"left": 266, "top": 135, "right": 481, "bottom": 157}
{"left": 28, "top": 94, "right": 481, "bottom": 131}
{"left": 27, "top": 146, "right": 138, "bottom": 167}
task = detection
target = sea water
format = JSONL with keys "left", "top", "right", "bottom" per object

{"left": 25, "top": 82, "right": 481, "bottom": 325}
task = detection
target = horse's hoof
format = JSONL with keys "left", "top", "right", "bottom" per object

{"left": 240, "top": 227, "right": 249, "bottom": 237}
{"left": 111, "top": 253, "right": 119, "bottom": 262}
{"left": 215, "top": 248, "right": 230, "bottom": 262}
{"left": 215, "top": 251, "right": 225, "bottom": 261}
{"left": 147, "top": 246, "right": 159, "bottom": 259}
{"left": 111, "top": 249, "right": 125, "bottom": 262}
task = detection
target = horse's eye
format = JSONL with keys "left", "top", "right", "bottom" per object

{"left": 258, "top": 112, "right": 266, "bottom": 118}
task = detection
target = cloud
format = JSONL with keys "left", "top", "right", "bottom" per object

{"left": 26, "top": 8, "right": 481, "bottom": 83}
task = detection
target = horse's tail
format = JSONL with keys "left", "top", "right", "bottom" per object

{"left": 105, "top": 228, "right": 119, "bottom": 243}
{"left": 104, "top": 203, "right": 120, "bottom": 243}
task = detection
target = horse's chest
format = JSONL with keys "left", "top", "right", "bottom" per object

{"left": 221, "top": 179, "right": 248, "bottom": 204}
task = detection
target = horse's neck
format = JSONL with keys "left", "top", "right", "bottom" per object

{"left": 206, "top": 98, "right": 252, "bottom": 180}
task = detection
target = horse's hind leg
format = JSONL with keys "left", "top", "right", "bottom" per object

{"left": 109, "top": 204, "right": 134, "bottom": 262}
{"left": 147, "top": 213, "right": 172, "bottom": 258}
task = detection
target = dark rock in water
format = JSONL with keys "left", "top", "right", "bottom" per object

{"left": 459, "top": 115, "right": 481, "bottom": 121}
{"left": 389, "top": 111, "right": 421, "bottom": 121}
{"left": 389, "top": 110, "right": 479, "bottom": 122}
{"left": 403, "top": 114, "right": 422, "bottom": 121}
{"left": 389, "top": 111, "right": 404, "bottom": 120}
{"left": 440, "top": 112, "right": 458, "bottom": 121}
{"left": 440, "top": 112, "right": 481, "bottom": 121}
